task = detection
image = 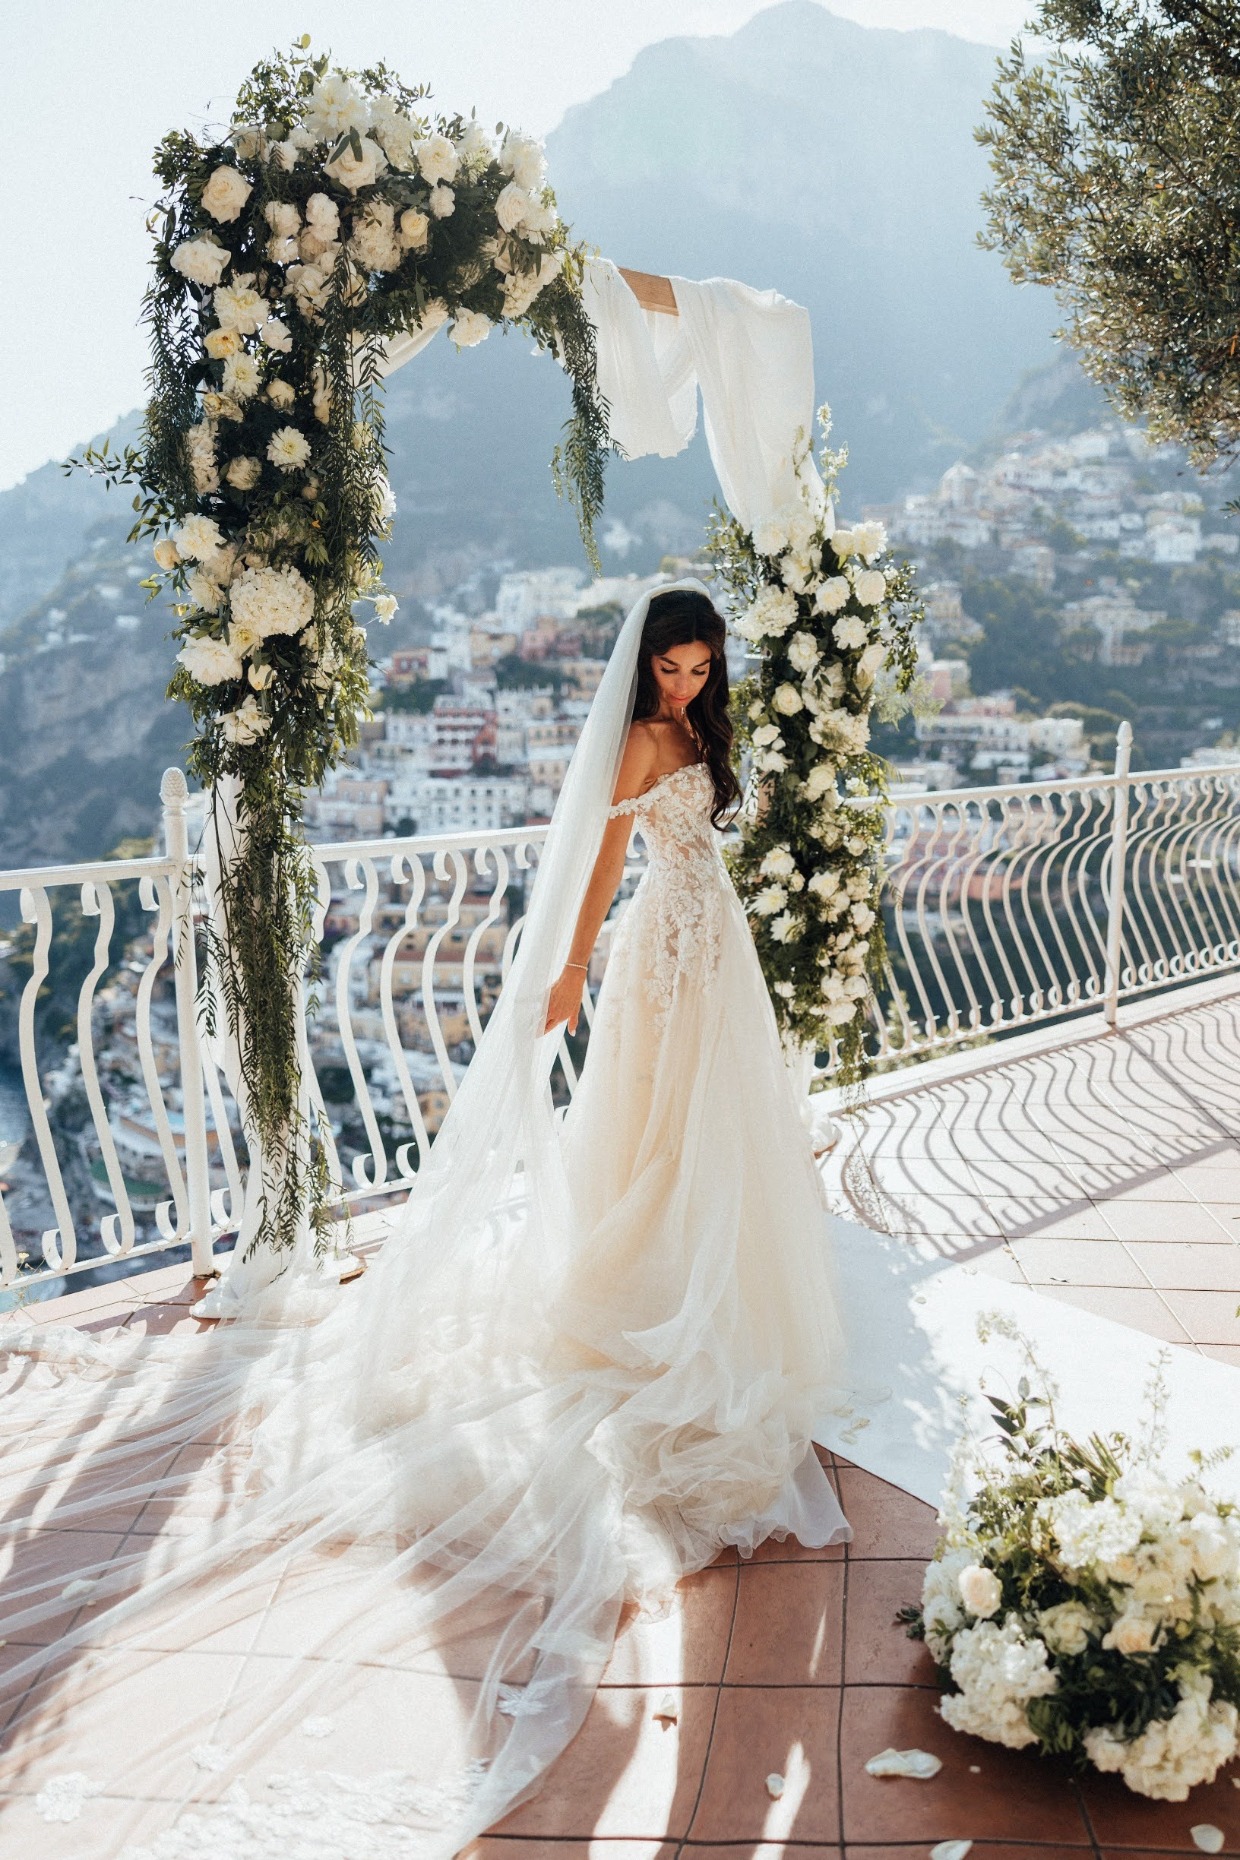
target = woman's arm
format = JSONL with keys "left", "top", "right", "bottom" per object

{"left": 543, "top": 726, "right": 656, "bottom": 1034}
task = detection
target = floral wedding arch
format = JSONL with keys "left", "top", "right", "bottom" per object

{"left": 80, "top": 41, "right": 917, "bottom": 1289}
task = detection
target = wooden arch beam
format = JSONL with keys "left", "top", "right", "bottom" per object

{"left": 617, "top": 267, "right": 679, "bottom": 316}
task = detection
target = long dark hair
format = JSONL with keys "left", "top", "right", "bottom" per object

{"left": 632, "top": 589, "right": 742, "bottom": 829}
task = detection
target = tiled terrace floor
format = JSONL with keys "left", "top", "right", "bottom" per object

{"left": 5, "top": 979, "right": 1240, "bottom": 1856}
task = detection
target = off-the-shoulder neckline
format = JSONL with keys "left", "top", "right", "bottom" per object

{"left": 609, "top": 760, "right": 708, "bottom": 816}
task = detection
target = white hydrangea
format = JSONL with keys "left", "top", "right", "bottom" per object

{"left": 349, "top": 199, "right": 401, "bottom": 272}
{"left": 177, "top": 634, "right": 243, "bottom": 686}
{"left": 814, "top": 576, "right": 851, "bottom": 616}
{"left": 213, "top": 282, "right": 267, "bottom": 335}
{"left": 735, "top": 586, "right": 798, "bottom": 643}
{"left": 229, "top": 564, "right": 315, "bottom": 640}
{"left": 267, "top": 426, "right": 312, "bottom": 473}
{"left": 171, "top": 236, "right": 231, "bottom": 288}
{"left": 201, "top": 164, "right": 252, "bottom": 224}
{"left": 499, "top": 129, "right": 546, "bottom": 192}
{"left": 1084, "top": 1673, "right": 1238, "bottom": 1801}
{"left": 450, "top": 309, "right": 492, "bottom": 349}
{"left": 940, "top": 1616, "right": 1058, "bottom": 1750}
{"left": 1039, "top": 1491, "right": 1144, "bottom": 1570}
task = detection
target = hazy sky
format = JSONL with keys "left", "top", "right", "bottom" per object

{"left": 0, "top": 0, "right": 1030, "bottom": 490}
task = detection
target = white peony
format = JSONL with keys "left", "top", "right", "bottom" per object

{"left": 348, "top": 199, "right": 401, "bottom": 272}
{"left": 267, "top": 426, "right": 312, "bottom": 472}
{"left": 304, "top": 193, "right": 341, "bottom": 239}
{"left": 229, "top": 563, "right": 315, "bottom": 639}
{"left": 219, "top": 695, "right": 272, "bottom": 745}
{"left": 834, "top": 614, "right": 869, "bottom": 652}
{"left": 456, "top": 119, "right": 493, "bottom": 170}
{"left": 754, "top": 748, "right": 789, "bottom": 774}
{"left": 769, "top": 911, "right": 800, "bottom": 943}
{"left": 266, "top": 379, "right": 296, "bottom": 409}
{"left": 759, "top": 846, "right": 796, "bottom": 880}
{"left": 177, "top": 633, "right": 242, "bottom": 686}
{"left": 261, "top": 318, "right": 293, "bottom": 354}
{"left": 204, "top": 327, "right": 242, "bottom": 360}
{"left": 174, "top": 514, "right": 225, "bottom": 562}
{"left": 221, "top": 353, "right": 260, "bottom": 401}
{"left": 773, "top": 682, "right": 804, "bottom": 716}
{"left": 735, "top": 586, "right": 798, "bottom": 643}
{"left": 399, "top": 208, "right": 430, "bottom": 252}
{"left": 224, "top": 455, "right": 261, "bottom": 491}
{"left": 267, "top": 231, "right": 300, "bottom": 265}
{"left": 286, "top": 263, "right": 332, "bottom": 318}
{"left": 212, "top": 282, "right": 267, "bottom": 335}
{"left": 1036, "top": 1600, "right": 1097, "bottom": 1657}
{"left": 957, "top": 1564, "right": 1003, "bottom": 1618}
{"left": 495, "top": 182, "right": 533, "bottom": 233}
{"left": 302, "top": 74, "right": 370, "bottom": 142}
{"left": 787, "top": 631, "right": 820, "bottom": 675}
{"left": 428, "top": 183, "right": 456, "bottom": 219}
{"left": 200, "top": 165, "right": 252, "bottom": 224}
{"left": 1102, "top": 1612, "right": 1156, "bottom": 1656}
{"left": 807, "top": 868, "right": 841, "bottom": 900}
{"left": 853, "top": 567, "right": 888, "bottom": 607}
{"left": 780, "top": 552, "right": 814, "bottom": 594}
{"left": 367, "top": 96, "right": 417, "bottom": 169}
{"left": 324, "top": 134, "right": 386, "bottom": 193}
{"left": 851, "top": 519, "right": 888, "bottom": 563}
{"left": 450, "top": 308, "right": 492, "bottom": 349}
{"left": 153, "top": 538, "right": 181, "bottom": 572}
{"left": 264, "top": 201, "right": 300, "bottom": 238}
{"left": 499, "top": 130, "right": 546, "bottom": 192}
{"left": 814, "top": 576, "right": 851, "bottom": 616}
{"left": 1188, "top": 1511, "right": 1240, "bottom": 1582}
{"left": 171, "top": 236, "right": 231, "bottom": 287}
{"left": 940, "top": 1616, "right": 1058, "bottom": 1751}
{"left": 518, "top": 196, "right": 558, "bottom": 243}
{"left": 186, "top": 569, "right": 224, "bottom": 613}
{"left": 417, "top": 133, "right": 460, "bottom": 185}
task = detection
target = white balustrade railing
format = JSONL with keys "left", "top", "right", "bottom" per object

{"left": 1, "top": 736, "right": 1238, "bottom": 1294}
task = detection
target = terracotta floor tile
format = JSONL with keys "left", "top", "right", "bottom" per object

{"left": 748, "top": 1528, "right": 848, "bottom": 1564}
{"left": 1094, "top": 1200, "right": 1234, "bottom": 1244}
{"left": 466, "top": 1845, "right": 673, "bottom": 1859}
{"left": 236, "top": 1661, "right": 483, "bottom": 1787}
{"left": 847, "top": 1848, "right": 1092, "bottom": 1858}
{"left": 724, "top": 1562, "right": 844, "bottom": 1686}
{"left": 838, "top": 1684, "right": 1091, "bottom": 1844}
{"left": 1081, "top": 1758, "right": 1240, "bottom": 1849}
{"left": 1033, "top": 1283, "right": 1193, "bottom": 1343}
{"left": 0, "top": 1528, "right": 130, "bottom": 1645}
{"left": 689, "top": 1848, "right": 840, "bottom": 1858}
{"left": 688, "top": 1683, "right": 841, "bottom": 1843}
{"left": 495, "top": 1684, "right": 713, "bottom": 1841}
{"left": 842, "top": 1560, "right": 937, "bottom": 1688}
{"left": 832, "top": 1468, "right": 939, "bottom": 1562}
{"left": 1124, "top": 1240, "right": 1240, "bottom": 1289}
{"left": 1158, "top": 1286, "right": 1240, "bottom": 1345}
{"left": 1008, "top": 1237, "right": 1148, "bottom": 1287}
{"left": 1198, "top": 1342, "right": 1240, "bottom": 1367}
{"left": 601, "top": 1566, "right": 737, "bottom": 1687}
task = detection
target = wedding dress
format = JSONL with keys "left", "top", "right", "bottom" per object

{"left": 0, "top": 583, "right": 850, "bottom": 1858}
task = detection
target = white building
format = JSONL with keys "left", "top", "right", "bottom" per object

{"left": 495, "top": 568, "right": 585, "bottom": 633}
{"left": 385, "top": 773, "right": 529, "bottom": 836}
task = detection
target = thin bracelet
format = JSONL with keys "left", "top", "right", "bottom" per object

{"left": 564, "top": 961, "right": 588, "bottom": 972}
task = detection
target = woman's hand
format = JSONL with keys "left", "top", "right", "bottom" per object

{"left": 544, "top": 965, "right": 587, "bottom": 1035}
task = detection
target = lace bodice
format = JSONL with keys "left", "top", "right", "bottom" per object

{"left": 606, "top": 761, "right": 728, "bottom": 1031}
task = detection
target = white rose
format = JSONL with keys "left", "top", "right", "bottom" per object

{"left": 499, "top": 130, "right": 546, "bottom": 192}
{"left": 204, "top": 327, "right": 242, "bottom": 360}
{"left": 831, "top": 527, "right": 858, "bottom": 561}
{"left": 428, "top": 183, "right": 456, "bottom": 219}
{"left": 814, "top": 576, "right": 851, "bottom": 616}
{"left": 773, "top": 682, "right": 803, "bottom": 716}
{"left": 200, "top": 164, "right": 253, "bottom": 225}
{"left": 219, "top": 694, "right": 271, "bottom": 745}
{"left": 302, "top": 74, "right": 370, "bottom": 142}
{"left": 802, "top": 765, "right": 837, "bottom": 804}
{"left": 495, "top": 181, "right": 532, "bottom": 233}
{"left": 177, "top": 633, "right": 242, "bottom": 686}
{"left": 212, "top": 283, "right": 267, "bottom": 335}
{"left": 857, "top": 641, "right": 886, "bottom": 686}
{"left": 851, "top": 902, "right": 876, "bottom": 932}
{"left": 261, "top": 318, "right": 293, "bottom": 353}
{"left": 787, "top": 631, "right": 820, "bottom": 675}
{"left": 834, "top": 613, "right": 869, "bottom": 652}
{"left": 171, "top": 236, "right": 231, "bottom": 288}
{"left": 781, "top": 552, "right": 814, "bottom": 594}
{"left": 267, "top": 425, "right": 312, "bottom": 472}
{"left": 418, "top": 298, "right": 450, "bottom": 335}
{"left": 266, "top": 379, "right": 296, "bottom": 409}
{"left": 450, "top": 308, "right": 492, "bottom": 349}
{"left": 399, "top": 208, "right": 430, "bottom": 252}
{"left": 231, "top": 123, "right": 265, "bottom": 162}
{"left": 1103, "top": 1613, "right": 1156, "bottom": 1656}
{"left": 754, "top": 749, "right": 788, "bottom": 774}
{"left": 751, "top": 723, "right": 783, "bottom": 748}
{"left": 1037, "top": 1601, "right": 1096, "bottom": 1657}
{"left": 853, "top": 568, "right": 888, "bottom": 607}
{"left": 174, "top": 514, "right": 225, "bottom": 562}
{"left": 417, "top": 133, "right": 460, "bottom": 185}
{"left": 225, "top": 455, "right": 262, "bottom": 491}
{"left": 153, "top": 538, "right": 181, "bottom": 572}
{"left": 807, "top": 867, "right": 841, "bottom": 899}
{"left": 957, "top": 1564, "right": 1003, "bottom": 1618}
{"left": 221, "top": 353, "right": 260, "bottom": 401}
{"left": 324, "top": 134, "right": 386, "bottom": 193}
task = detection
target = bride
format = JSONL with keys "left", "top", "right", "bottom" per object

{"left": 0, "top": 580, "right": 850, "bottom": 1857}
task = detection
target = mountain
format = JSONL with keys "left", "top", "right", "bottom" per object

{"left": 0, "top": 1, "right": 1063, "bottom": 869}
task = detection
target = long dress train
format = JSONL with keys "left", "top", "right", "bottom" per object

{"left": 0, "top": 758, "right": 850, "bottom": 1858}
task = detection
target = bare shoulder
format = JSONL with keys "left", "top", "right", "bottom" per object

{"left": 611, "top": 722, "right": 659, "bottom": 807}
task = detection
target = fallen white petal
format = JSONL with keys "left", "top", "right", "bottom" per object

{"left": 931, "top": 1843, "right": 973, "bottom": 1860}
{"left": 300, "top": 1716, "right": 335, "bottom": 1738}
{"left": 653, "top": 1693, "right": 679, "bottom": 1724}
{"left": 766, "top": 1772, "right": 785, "bottom": 1798}
{"left": 59, "top": 1579, "right": 99, "bottom": 1602}
{"left": 865, "top": 1746, "right": 942, "bottom": 1779}
{"left": 1191, "top": 1829, "right": 1224, "bottom": 1856}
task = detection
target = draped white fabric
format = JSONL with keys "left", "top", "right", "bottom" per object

{"left": 581, "top": 257, "right": 823, "bottom": 528}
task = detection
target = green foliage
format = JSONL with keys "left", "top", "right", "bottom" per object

{"left": 978, "top": 0, "right": 1240, "bottom": 469}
